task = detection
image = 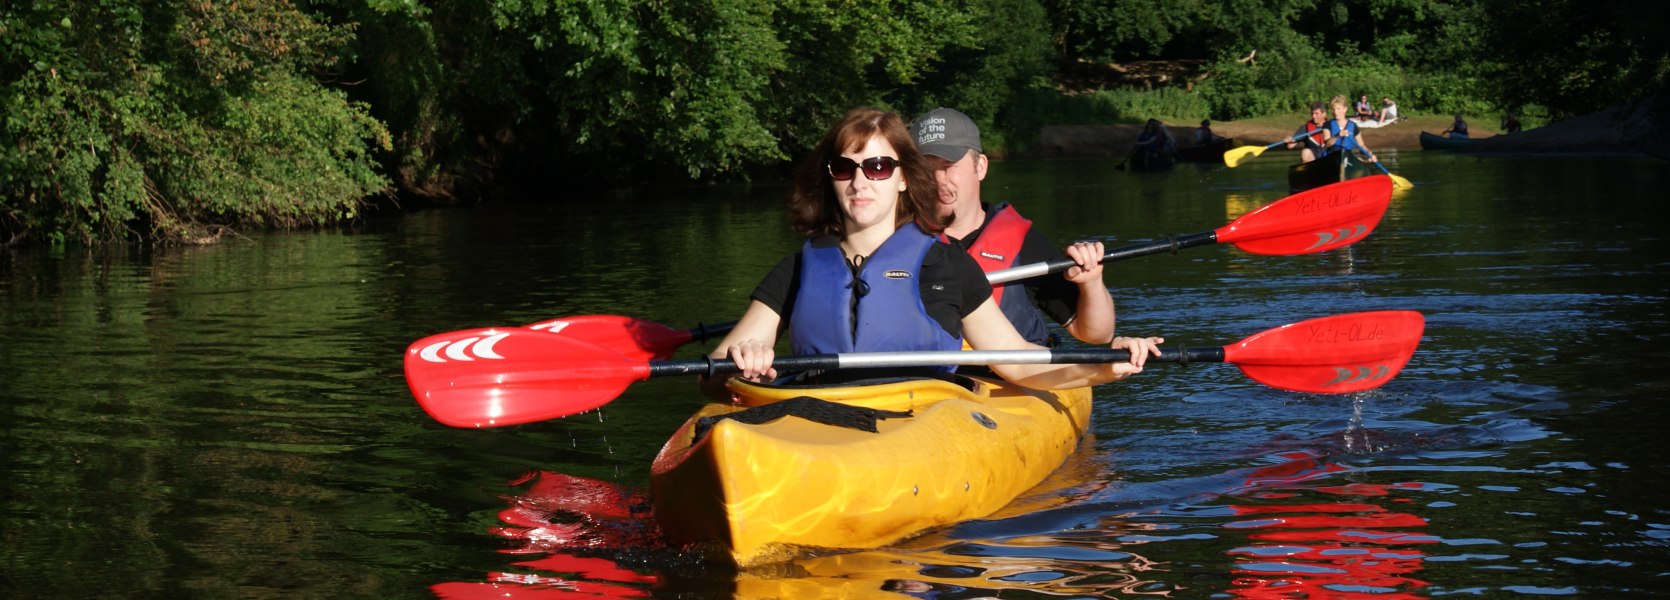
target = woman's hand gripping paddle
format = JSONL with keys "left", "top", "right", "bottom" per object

{"left": 406, "top": 311, "right": 1425, "bottom": 428}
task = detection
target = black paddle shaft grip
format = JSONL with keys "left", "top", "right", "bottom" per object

{"left": 1032, "top": 232, "right": 1219, "bottom": 277}
{"left": 649, "top": 354, "right": 844, "bottom": 378}
{"left": 1047, "top": 345, "right": 1225, "bottom": 365}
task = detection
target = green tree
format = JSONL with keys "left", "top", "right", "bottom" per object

{"left": 1479, "top": 0, "right": 1670, "bottom": 119}
{"left": 8, "top": 0, "right": 1662, "bottom": 244}
{"left": 906, "top": 0, "right": 1054, "bottom": 143}
{"left": 0, "top": 0, "right": 390, "bottom": 245}
{"left": 337, "top": 0, "right": 1005, "bottom": 190}
{"left": 1048, "top": 0, "right": 1206, "bottom": 61}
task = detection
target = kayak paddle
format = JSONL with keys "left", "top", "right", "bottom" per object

{"left": 1369, "top": 160, "right": 1415, "bottom": 189}
{"left": 527, "top": 176, "right": 1396, "bottom": 360}
{"left": 405, "top": 310, "right": 1425, "bottom": 428}
{"left": 520, "top": 315, "right": 731, "bottom": 362}
{"left": 990, "top": 175, "right": 1393, "bottom": 282}
{"left": 1223, "top": 128, "right": 1325, "bottom": 168}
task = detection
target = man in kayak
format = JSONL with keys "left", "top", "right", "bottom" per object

{"left": 699, "top": 107, "right": 1161, "bottom": 399}
{"left": 1195, "top": 119, "right": 1220, "bottom": 146}
{"left": 910, "top": 106, "right": 1115, "bottom": 347}
{"left": 1441, "top": 114, "right": 1470, "bottom": 139}
{"left": 1286, "top": 102, "right": 1329, "bottom": 163}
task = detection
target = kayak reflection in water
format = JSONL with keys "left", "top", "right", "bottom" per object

{"left": 430, "top": 471, "right": 664, "bottom": 599}
{"left": 699, "top": 107, "right": 1164, "bottom": 400}
{"left": 1223, "top": 451, "right": 1435, "bottom": 598}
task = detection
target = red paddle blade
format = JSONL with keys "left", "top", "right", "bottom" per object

{"left": 1215, "top": 176, "right": 1394, "bottom": 255}
{"left": 404, "top": 328, "right": 649, "bottom": 428}
{"left": 1224, "top": 311, "right": 1424, "bottom": 394}
{"left": 524, "top": 315, "right": 693, "bottom": 361}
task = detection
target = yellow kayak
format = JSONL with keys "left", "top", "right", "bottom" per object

{"left": 649, "top": 375, "right": 1093, "bottom": 566}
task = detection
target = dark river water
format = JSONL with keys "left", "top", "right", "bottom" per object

{"left": 4, "top": 151, "right": 1668, "bottom": 598}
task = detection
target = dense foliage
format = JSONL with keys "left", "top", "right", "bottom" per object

{"left": 1, "top": 0, "right": 390, "bottom": 245}
{"left": 2, "top": 0, "right": 1663, "bottom": 244}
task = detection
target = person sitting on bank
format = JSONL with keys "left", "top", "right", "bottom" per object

{"left": 1379, "top": 97, "right": 1399, "bottom": 123}
{"left": 1355, "top": 95, "right": 1378, "bottom": 121}
{"left": 1440, "top": 114, "right": 1470, "bottom": 139}
{"left": 699, "top": 107, "right": 1163, "bottom": 401}
{"left": 1502, "top": 112, "right": 1522, "bottom": 133}
{"left": 1194, "top": 119, "right": 1219, "bottom": 146}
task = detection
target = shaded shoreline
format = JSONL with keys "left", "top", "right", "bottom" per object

{"left": 1024, "top": 103, "right": 1666, "bottom": 160}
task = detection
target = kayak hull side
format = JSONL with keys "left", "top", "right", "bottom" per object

{"left": 649, "top": 376, "right": 1093, "bottom": 566}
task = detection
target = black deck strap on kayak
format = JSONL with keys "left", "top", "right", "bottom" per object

{"left": 1166, "top": 235, "right": 1180, "bottom": 255}
{"left": 692, "top": 397, "right": 913, "bottom": 443}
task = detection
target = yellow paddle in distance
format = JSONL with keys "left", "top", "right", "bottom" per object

{"left": 1370, "top": 161, "right": 1415, "bottom": 189}
{"left": 1223, "top": 129, "right": 1321, "bottom": 168}
{"left": 1223, "top": 130, "right": 1415, "bottom": 189}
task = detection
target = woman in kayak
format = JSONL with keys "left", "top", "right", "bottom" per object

{"left": 1324, "top": 94, "right": 1379, "bottom": 163}
{"left": 699, "top": 107, "right": 1163, "bottom": 401}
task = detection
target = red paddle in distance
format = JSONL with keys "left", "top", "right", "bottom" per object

{"left": 524, "top": 175, "right": 1397, "bottom": 361}
{"left": 405, "top": 310, "right": 1424, "bottom": 428}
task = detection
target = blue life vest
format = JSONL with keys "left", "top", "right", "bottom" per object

{"left": 789, "top": 223, "right": 962, "bottom": 365}
{"left": 1327, "top": 119, "right": 1363, "bottom": 154}
{"left": 957, "top": 204, "right": 1052, "bottom": 346}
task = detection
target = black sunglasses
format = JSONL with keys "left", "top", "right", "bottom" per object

{"left": 827, "top": 156, "right": 899, "bottom": 181}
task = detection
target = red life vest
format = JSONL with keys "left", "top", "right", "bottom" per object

{"left": 963, "top": 205, "right": 1029, "bottom": 306}
{"left": 1302, "top": 121, "right": 1326, "bottom": 149}
{"left": 944, "top": 204, "right": 1052, "bottom": 345}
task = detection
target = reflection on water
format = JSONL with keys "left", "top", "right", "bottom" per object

{"left": 3, "top": 154, "right": 1669, "bottom": 597}
{"left": 1223, "top": 192, "right": 1261, "bottom": 223}
{"left": 431, "top": 472, "right": 663, "bottom": 598}
{"left": 432, "top": 553, "right": 657, "bottom": 599}
{"left": 452, "top": 406, "right": 1570, "bottom": 598}
{"left": 1221, "top": 452, "right": 1434, "bottom": 599}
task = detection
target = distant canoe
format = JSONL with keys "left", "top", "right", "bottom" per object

{"left": 1177, "top": 137, "right": 1236, "bottom": 163}
{"left": 1288, "top": 150, "right": 1373, "bottom": 193}
{"left": 1419, "top": 131, "right": 1478, "bottom": 150}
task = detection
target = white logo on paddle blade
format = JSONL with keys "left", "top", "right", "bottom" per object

{"left": 528, "top": 320, "right": 571, "bottom": 333}
{"left": 1323, "top": 364, "right": 1390, "bottom": 385}
{"left": 418, "top": 332, "right": 510, "bottom": 363}
{"left": 1305, "top": 224, "right": 1369, "bottom": 251}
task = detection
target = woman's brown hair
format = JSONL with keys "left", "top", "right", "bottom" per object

{"left": 787, "top": 108, "right": 946, "bottom": 239}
